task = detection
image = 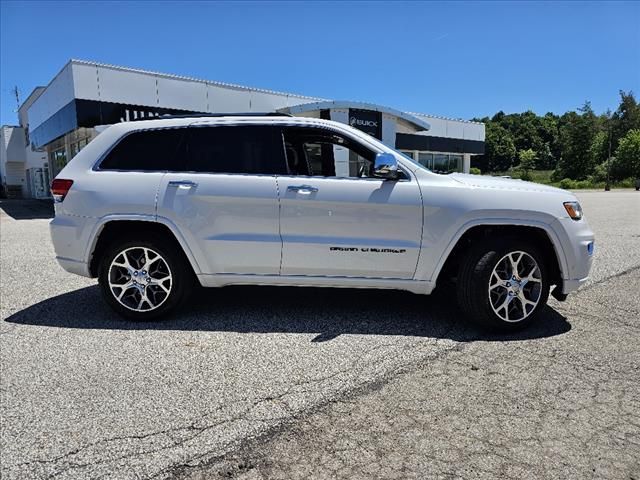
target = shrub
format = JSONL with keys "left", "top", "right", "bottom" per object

{"left": 559, "top": 178, "right": 576, "bottom": 190}
{"left": 590, "top": 162, "right": 609, "bottom": 183}
{"left": 574, "top": 180, "right": 592, "bottom": 189}
{"left": 469, "top": 167, "right": 482, "bottom": 175}
{"left": 618, "top": 178, "right": 636, "bottom": 188}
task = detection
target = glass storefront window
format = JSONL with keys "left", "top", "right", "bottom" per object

{"left": 418, "top": 152, "right": 433, "bottom": 169}
{"left": 433, "top": 154, "right": 449, "bottom": 173}
{"left": 449, "top": 154, "right": 463, "bottom": 172}
{"left": 50, "top": 149, "right": 67, "bottom": 177}
{"left": 399, "top": 150, "right": 414, "bottom": 160}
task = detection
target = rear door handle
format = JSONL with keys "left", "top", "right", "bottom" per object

{"left": 168, "top": 180, "right": 198, "bottom": 188}
{"left": 287, "top": 185, "right": 318, "bottom": 194}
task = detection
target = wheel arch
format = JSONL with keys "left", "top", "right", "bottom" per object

{"left": 433, "top": 222, "right": 567, "bottom": 289}
{"left": 87, "top": 217, "right": 202, "bottom": 278}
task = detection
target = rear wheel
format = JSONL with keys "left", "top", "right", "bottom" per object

{"left": 457, "top": 239, "right": 550, "bottom": 331}
{"left": 99, "top": 238, "right": 192, "bottom": 320}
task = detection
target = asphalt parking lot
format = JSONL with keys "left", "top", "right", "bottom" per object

{"left": 1, "top": 191, "right": 639, "bottom": 480}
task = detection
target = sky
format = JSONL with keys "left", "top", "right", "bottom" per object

{"left": 1, "top": 0, "right": 639, "bottom": 126}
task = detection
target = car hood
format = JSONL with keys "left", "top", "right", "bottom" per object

{"left": 449, "top": 173, "right": 567, "bottom": 195}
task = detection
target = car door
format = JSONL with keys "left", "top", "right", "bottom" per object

{"left": 156, "top": 124, "right": 287, "bottom": 275}
{"left": 277, "top": 126, "right": 423, "bottom": 279}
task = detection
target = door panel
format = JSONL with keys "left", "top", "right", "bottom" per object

{"left": 277, "top": 176, "right": 423, "bottom": 279}
{"left": 157, "top": 174, "right": 281, "bottom": 275}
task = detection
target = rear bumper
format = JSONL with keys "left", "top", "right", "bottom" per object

{"left": 55, "top": 256, "right": 91, "bottom": 277}
{"left": 50, "top": 213, "right": 96, "bottom": 278}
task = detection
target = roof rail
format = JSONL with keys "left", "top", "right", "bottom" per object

{"left": 129, "top": 112, "right": 292, "bottom": 121}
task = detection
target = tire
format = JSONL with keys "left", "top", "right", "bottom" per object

{"left": 98, "top": 237, "right": 193, "bottom": 320}
{"left": 456, "top": 238, "right": 550, "bottom": 331}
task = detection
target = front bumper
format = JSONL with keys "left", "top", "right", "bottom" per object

{"left": 562, "top": 276, "right": 590, "bottom": 295}
{"left": 551, "top": 217, "right": 595, "bottom": 295}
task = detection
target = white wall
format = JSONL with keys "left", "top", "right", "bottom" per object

{"left": 18, "top": 87, "right": 46, "bottom": 129}
{"left": 1, "top": 127, "right": 27, "bottom": 190}
{"left": 0, "top": 126, "right": 48, "bottom": 196}
{"left": 25, "top": 145, "right": 47, "bottom": 170}
{"left": 412, "top": 113, "right": 485, "bottom": 141}
{"left": 381, "top": 113, "right": 397, "bottom": 147}
{"left": 27, "top": 64, "right": 76, "bottom": 132}
{"left": 68, "top": 60, "right": 320, "bottom": 115}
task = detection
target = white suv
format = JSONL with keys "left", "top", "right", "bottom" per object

{"left": 50, "top": 114, "right": 594, "bottom": 330}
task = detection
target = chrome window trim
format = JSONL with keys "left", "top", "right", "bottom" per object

{"left": 91, "top": 121, "right": 414, "bottom": 181}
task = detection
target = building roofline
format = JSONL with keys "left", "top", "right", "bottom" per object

{"left": 279, "top": 100, "right": 432, "bottom": 131}
{"left": 408, "top": 110, "right": 485, "bottom": 126}
{"left": 69, "top": 59, "right": 327, "bottom": 101}
{"left": 20, "top": 86, "right": 46, "bottom": 108}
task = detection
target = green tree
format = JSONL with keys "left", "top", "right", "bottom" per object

{"left": 556, "top": 102, "right": 600, "bottom": 180}
{"left": 613, "top": 129, "right": 640, "bottom": 179}
{"left": 484, "top": 123, "right": 516, "bottom": 171}
{"left": 589, "top": 130, "right": 609, "bottom": 171}
{"left": 517, "top": 149, "right": 536, "bottom": 181}
{"left": 612, "top": 91, "right": 640, "bottom": 150}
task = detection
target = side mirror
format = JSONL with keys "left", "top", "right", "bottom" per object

{"left": 373, "top": 153, "right": 400, "bottom": 180}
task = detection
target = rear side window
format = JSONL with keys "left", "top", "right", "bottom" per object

{"left": 180, "top": 125, "right": 287, "bottom": 175}
{"left": 99, "top": 128, "right": 185, "bottom": 171}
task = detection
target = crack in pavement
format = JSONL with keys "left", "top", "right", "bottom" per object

{"left": 168, "top": 270, "right": 640, "bottom": 480}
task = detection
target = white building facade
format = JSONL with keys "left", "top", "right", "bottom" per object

{"left": 2, "top": 60, "right": 484, "bottom": 197}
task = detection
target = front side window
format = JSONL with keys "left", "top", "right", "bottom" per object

{"left": 100, "top": 128, "right": 185, "bottom": 171}
{"left": 180, "top": 125, "right": 287, "bottom": 175}
{"left": 282, "top": 126, "right": 376, "bottom": 178}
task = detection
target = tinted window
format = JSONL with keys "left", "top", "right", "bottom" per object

{"left": 181, "top": 126, "right": 287, "bottom": 174}
{"left": 282, "top": 127, "right": 376, "bottom": 178}
{"left": 100, "top": 128, "right": 185, "bottom": 171}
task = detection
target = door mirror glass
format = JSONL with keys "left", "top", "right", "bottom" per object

{"left": 373, "top": 153, "right": 399, "bottom": 179}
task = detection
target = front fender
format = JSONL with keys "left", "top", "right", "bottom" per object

{"left": 415, "top": 213, "right": 569, "bottom": 284}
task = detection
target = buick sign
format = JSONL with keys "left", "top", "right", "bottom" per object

{"left": 348, "top": 109, "right": 382, "bottom": 139}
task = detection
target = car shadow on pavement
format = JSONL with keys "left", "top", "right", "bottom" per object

{"left": 4, "top": 284, "right": 571, "bottom": 342}
{"left": 0, "top": 199, "right": 54, "bottom": 220}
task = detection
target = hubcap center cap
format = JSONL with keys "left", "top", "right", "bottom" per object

{"left": 131, "top": 270, "right": 151, "bottom": 286}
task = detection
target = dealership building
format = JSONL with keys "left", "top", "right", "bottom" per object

{"left": 1, "top": 60, "right": 485, "bottom": 198}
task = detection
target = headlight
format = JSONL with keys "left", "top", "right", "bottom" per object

{"left": 563, "top": 201, "right": 583, "bottom": 220}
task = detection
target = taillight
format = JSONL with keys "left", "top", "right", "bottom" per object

{"left": 51, "top": 179, "right": 74, "bottom": 202}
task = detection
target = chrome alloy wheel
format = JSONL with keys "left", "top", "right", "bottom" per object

{"left": 488, "top": 251, "right": 542, "bottom": 323}
{"left": 108, "top": 247, "right": 172, "bottom": 312}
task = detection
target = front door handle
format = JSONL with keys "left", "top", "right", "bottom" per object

{"left": 168, "top": 180, "right": 198, "bottom": 188}
{"left": 287, "top": 185, "right": 318, "bottom": 194}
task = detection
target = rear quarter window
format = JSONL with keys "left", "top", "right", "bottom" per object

{"left": 180, "top": 125, "right": 287, "bottom": 175}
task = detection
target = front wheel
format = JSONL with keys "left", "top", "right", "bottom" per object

{"left": 457, "top": 239, "right": 550, "bottom": 331}
{"left": 99, "top": 238, "right": 192, "bottom": 320}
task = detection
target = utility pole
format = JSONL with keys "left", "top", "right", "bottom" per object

{"left": 605, "top": 111, "right": 612, "bottom": 191}
{"left": 12, "top": 86, "right": 20, "bottom": 112}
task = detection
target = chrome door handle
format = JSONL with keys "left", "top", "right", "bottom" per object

{"left": 287, "top": 185, "right": 318, "bottom": 194}
{"left": 168, "top": 180, "right": 198, "bottom": 188}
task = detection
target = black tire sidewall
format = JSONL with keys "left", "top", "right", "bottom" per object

{"left": 98, "top": 238, "right": 191, "bottom": 320}
{"left": 458, "top": 239, "right": 550, "bottom": 331}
